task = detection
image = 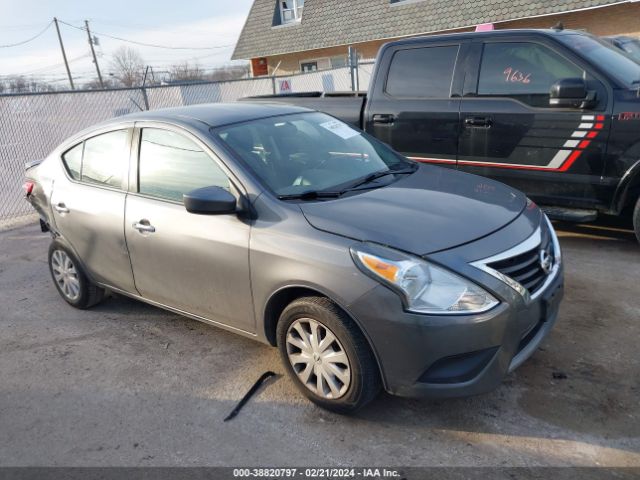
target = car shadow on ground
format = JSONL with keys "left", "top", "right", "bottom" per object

{"left": 553, "top": 213, "right": 637, "bottom": 244}
{"left": 6, "top": 222, "right": 636, "bottom": 466}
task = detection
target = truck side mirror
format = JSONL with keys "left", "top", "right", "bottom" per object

{"left": 549, "top": 78, "right": 597, "bottom": 109}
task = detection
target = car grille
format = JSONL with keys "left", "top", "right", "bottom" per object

{"left": 487, "top": 225, "right": 554, "bottom": 296}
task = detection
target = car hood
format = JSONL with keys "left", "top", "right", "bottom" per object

{"left": 299, "top": 165, "right": 527, "bottom": 255}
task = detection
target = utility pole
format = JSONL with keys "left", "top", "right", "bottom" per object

{"left": 84, "top": 20, "right": 104, "bottom": 89}
{"left": 53, "top": 17, "right": 74, "bottom": 90}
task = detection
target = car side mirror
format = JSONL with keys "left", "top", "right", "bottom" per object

{"left": 183, "top": 186, "right": 237, "bottom": 215}
{"left": 549, "top": 78, "right": 597, "bottom": 109}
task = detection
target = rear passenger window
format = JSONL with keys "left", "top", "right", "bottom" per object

{"left": 477, "top": 42, "right": 586, "bottom": 107}
{"left": 81, "top": 130, "right": 129, "bottom": 188}
{"left": 62, "top": 143, "right": 83, "bottom": 180}
{"left": 138, "top": 128, "right": 230, "bottom": 202}
{"left": 386, "top": 46, "right": 459, "bottom": 98}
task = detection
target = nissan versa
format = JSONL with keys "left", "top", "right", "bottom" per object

{"left": 24, "top": 103, "right": 563, "bottom": 412}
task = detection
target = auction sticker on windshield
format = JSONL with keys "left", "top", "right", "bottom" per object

{"left": 320, "top": 120, "right": 360, "bottom": 140}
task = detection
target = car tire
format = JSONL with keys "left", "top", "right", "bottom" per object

{"left": 276, "top": 296, "right": 381, "bottom": 413}
{"left": 634, "top": 197, "right": 640, "bottom": 244}
{"left": 48, "top": 241, "right": 106, "bottom": 309}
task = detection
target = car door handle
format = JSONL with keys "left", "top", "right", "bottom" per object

{"left": 464, "top": 116, "right": 493, "bottom": 128}
{"left": 372, "top": 114, "right": 395, "bottom": 125}
{"left": 53, "top": 203, "right": 70, "bottom": 214}
{"left": 133, "top": 220, "right": 156, "bottom": 233}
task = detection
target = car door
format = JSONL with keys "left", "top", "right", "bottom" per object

{"left": 124, "top": 124, "right": 254, "bottom": 333}
{"left": 364, "top": 41, "right": 465, "bottom": 168}
{"left": 51, "top": 127, "right": 136, "bottom": 293}
{"left": 458, "top": 38, "right": 610, "bottom": 207}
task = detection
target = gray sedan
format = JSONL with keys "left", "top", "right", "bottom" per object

{"left": 25, "top": 103, "right": 563, "bottom": 412}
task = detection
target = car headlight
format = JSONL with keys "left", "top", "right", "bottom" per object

{"left": 351, "top": 243, "right": 499, "bottom": 315}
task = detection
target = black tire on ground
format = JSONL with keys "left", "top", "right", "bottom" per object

{"left": 48, "top": 240, "right": 106, "bottom": 309}
{"left": 276, "top": 296, "right": 381, "bottom": 413}
{"left": 634, "top": 197, "right": 640, "bottom": 244}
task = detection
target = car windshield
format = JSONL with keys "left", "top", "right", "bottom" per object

{"left": 618, "top": 38, "right": 640, "bottom": 63}
{"left": 215, "top": 112, "right": 414, "bottom": 197}
{"left": 557, "top": 34, "right": 640, "bottom": 88}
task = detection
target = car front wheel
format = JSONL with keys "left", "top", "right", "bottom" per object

{"left": 48, "top": 241, "right": 106, "bottom": 309}
{"left": 276, "top": 296, "right": 381, "bottom": 413}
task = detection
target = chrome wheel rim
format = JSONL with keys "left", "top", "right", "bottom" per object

{"left": 286, "top": 318, "right": 351, "bottom": 399}
{"left": 51, "top": 250, "right": 81, "bottom": 301}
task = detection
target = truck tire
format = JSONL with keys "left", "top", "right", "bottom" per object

{"left": 277, "top": 296, "right": 381, "bottom": 413}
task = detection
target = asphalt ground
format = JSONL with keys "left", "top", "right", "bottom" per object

{"left": 0, "top": 218, "right": 638, "bottom": 468}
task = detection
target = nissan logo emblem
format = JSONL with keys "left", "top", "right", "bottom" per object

{"left": 539, "top": 248, "right": 553, "bottom": 275}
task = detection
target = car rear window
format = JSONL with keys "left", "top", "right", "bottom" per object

{"left": 60, "top": 130, "right": 128, "bottom": 189}
{"left": 385, "top": 45, "right": 459, "bottom": 99}
{"left": 81, "top": 130, "right": 129, "bottom": 189}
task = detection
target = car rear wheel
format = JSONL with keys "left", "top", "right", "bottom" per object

{"left": 48, "top": 241, "right": 106, "bottom": 309}
{"left": 276, "top": 296, "right": 381, "bottom": 413}
{"left": 634, "top": 197, "right": 640, "bottom": 244}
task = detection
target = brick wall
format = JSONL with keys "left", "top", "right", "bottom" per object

{"left": 501, "top": 2, "right": 640, "bottom": 35}
{"left": 257, "top": 2, "right": 640, "bottom": 75}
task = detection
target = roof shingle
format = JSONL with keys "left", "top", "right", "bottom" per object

{"left": 232, "top": 0, "right": 625, "bottom": 59}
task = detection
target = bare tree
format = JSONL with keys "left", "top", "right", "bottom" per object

{"left": 82, "top": 77, "right": 118, "bottom": 90}
{"left": 169, "top": 62, "right": 205, "bottom": 83}
{"left": 1, "top": 76, "right": 56, "bottom": 93}
{"left": 8, "top": 76, "right": 27, "bottom": 93}
{"left": 162, "top": 62, "right": 251, "bottom": 85}
{"left": 208, "top": 64, "right": 250, "bottom": 81}
{"left": 110, "top": 46, "right": 145, "bottom": 87}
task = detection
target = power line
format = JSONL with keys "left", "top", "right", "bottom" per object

{"left": 0, "top": 21, "right": 52, "bottom": 48}
{"left": 15, "top": 53, "right": 92, "bottom": 76}
{"left": 58, "top": 19, "right": 235, "bottom": 51}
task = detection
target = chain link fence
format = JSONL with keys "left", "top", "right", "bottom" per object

{"left": 0, "top": 62, "right": 374, "bottom": 230}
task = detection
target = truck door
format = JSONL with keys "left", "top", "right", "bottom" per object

{"left": 365, "top": 41, "right": 464, "bottom": 168}
{"left": 458, "top": 38, "right": 610, "bottom": 208}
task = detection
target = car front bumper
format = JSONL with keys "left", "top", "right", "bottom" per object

{"left": 347, "top": 261, "right": 564, "bottom": 399}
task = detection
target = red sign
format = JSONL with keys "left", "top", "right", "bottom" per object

{"left": 279, "top": 79, "right": 292, "bottom": 93}
{"left": 251, "top": 57, "right": 268, "bottom": 77}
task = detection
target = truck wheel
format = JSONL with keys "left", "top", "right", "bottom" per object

{"left": 277, "top": 296, "right": 381, "bottom": 413}
{"left": 48, "top": 241, "right": 106, "bottom": 309}
{"left": 634, "top": 197, "right": 640, "bottom": 244}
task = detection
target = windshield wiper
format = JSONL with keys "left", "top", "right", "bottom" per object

{"left": 278, "top": 165, "right": 417, "bottom": 201}
{"left": 277, "top": 190, "right": 343, "bottom": 201}
{"left": 344, "top": 166, "right": 417, "bottom": 191}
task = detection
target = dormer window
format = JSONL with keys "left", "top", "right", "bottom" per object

{"left": 280, "top": 0, "right": 304, "bottom": 24}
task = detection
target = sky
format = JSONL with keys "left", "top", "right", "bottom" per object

{"left": 0, "top": 0, "right": 254, "bottom": 86}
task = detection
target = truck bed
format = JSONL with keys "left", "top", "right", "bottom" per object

{"left": 241, "top": 92, "right": 366, "bottom": 128}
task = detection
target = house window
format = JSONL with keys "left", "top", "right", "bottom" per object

{"left": 330, "top": 56, "right": 347, "bottom": 69}
{"left": 301, "top": 61, "right": 318, "bottom": 73}
{"left": 280, "top": 0, "right": 304, "bottom": 24}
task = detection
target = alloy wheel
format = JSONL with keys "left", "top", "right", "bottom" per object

{"left": 285, "top": 318, "right": 351, "bottom": 399}
{"left": 51, "top": 249, "right": 81, "bottom": 301}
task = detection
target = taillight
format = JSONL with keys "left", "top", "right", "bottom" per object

{"left": 23, "top": 181, "right": 35, "bottom": 196}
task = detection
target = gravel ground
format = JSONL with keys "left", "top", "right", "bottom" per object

{"left": 0, "top": 219, "right": 638, "bottom": 468}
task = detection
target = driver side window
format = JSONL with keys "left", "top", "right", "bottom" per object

{"left": 477, "top": 42, "right": 586, "bottom": 108}
{"left": 138, "top": 128, "right": 230, "bottom": 202}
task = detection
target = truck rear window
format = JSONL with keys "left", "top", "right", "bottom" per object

{"left": 386, "top": 45, "right": 459, "bottom": 99}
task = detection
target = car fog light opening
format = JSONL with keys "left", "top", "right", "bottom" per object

{"left": 351, "top": 243, "right": 499, "bottom": 315}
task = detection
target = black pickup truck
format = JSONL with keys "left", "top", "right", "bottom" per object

{"left": 249, "top": 29, "right": 640, "bottom": 242}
